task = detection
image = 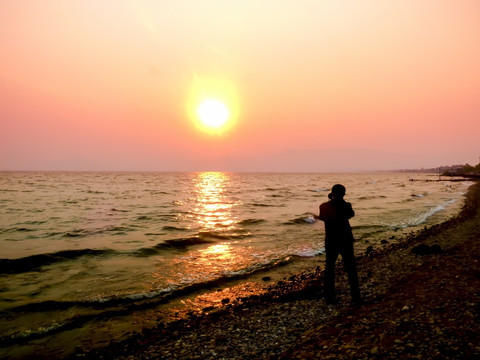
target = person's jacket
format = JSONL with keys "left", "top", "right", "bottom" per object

{"left": 319, "top": 199, "right": 354, "bottom": 243}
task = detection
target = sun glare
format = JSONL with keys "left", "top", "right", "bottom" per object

{"left": 197, "top": 99, "right": 230, "bottom": 129}
{"left": 187, "top": 76, "right": 239, "bottom": 135}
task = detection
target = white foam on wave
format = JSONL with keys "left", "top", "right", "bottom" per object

{"left": 13, "top": 320, "right": 65, "bottom": 340}
{"left": 310, "top": 188, "right": 329, "bottom": 192}
{"left": 396, "top": 199, "right": 456, "bottom": 228}
{"left": 295, "top": 247, "right": 325, "bottom": 257}
{"left": 304, "top": 215, "right": 316, "bottom": 224}
{"left": 125, "top": 286, "right": 177, "bottom": 300}
{"left": 93, "top": 285, "right": 178, "bottom": 303}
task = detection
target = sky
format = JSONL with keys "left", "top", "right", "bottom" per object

{"left": 1, "top": 0, "right": 479, "bottom": 172}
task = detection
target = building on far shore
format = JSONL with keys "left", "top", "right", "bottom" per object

{"left": 396, "top": 160, "right": 480, "bottom": 179}
{"left": 442, "top": 161, "right": 480, "bottom": 179}
{"left": 396, "top": 164, "right": 465, "bottom": 173}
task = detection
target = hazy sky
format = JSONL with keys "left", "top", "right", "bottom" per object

{"left": 1, "top": 0, "right": 479, "bottom": 172}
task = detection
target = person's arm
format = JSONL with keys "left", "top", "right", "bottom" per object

{"left": 346, "top": 202, "right": 355, "bottom": 219}
{"left": 319, "top": 204, "right": 326, "bottom": 221}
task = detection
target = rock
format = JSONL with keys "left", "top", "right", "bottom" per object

{"left": 412, "top": 244, "right": 443, "bottom": 255}
{"left": 412, "top": 244, "right": 430, "bottom": 255}
{"left": 221, "top": 298, "right": 230, "bottom": 304}
{"left": 429, "top": 245, "right": 443, "bottom": 254}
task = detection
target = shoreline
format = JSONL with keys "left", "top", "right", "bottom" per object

{"left": 71, "top": 180, "right": 480, "bottom": 359}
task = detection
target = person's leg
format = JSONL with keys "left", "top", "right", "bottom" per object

{"left": 324, "top": 243, "right": 339, "bottom": 303}
{"left": 340, "top": 243, "right": 361, "bottom": 302}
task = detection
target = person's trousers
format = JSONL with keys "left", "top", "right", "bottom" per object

{"left": 324, "top": 240, "right": 361, "bottom": 302}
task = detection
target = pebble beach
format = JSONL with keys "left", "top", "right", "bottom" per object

{"left": 71, "top": 180, "right": 480, "bottom": 359}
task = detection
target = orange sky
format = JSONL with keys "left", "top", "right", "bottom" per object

{"left": 1, "top": 0, "right": 479, "bottom": 172}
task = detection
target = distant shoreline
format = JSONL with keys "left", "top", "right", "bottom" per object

{"left": 0, "top": 169, "right": 476, "bottom": 175}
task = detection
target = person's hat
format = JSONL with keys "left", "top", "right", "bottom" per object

{"left": 329, "top": 184, "right": 346, "bottom": 199}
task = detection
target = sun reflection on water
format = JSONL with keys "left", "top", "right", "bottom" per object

{"left": 157, "top": 172, "right": 254, "bottom": 295}
{"left": 182, "top": 172, "right": 245, "bottom": 274}
{"left": 196, "top": 244, "right": 236, "bottom": 271}
{"left": 192, "top": 172, "right": 236, "bottom": 231}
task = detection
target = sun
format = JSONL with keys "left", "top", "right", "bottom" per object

{"left": 197, "top": 98, "right": 230, "bottom": 129}
{"left": 187, "top": 76, "right": 239, "bottom": 135}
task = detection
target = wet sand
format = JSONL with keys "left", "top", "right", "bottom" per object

{"left": 72, "top": 181, "right": 480, "bottom": 359}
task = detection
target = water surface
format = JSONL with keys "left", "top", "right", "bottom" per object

{"left": 0, "top": 171, "right": 470, "bottom": 357}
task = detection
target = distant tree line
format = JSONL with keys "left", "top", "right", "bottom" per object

{"left": 396, "top": 160, "right": 480, "bottom": 176}
{"left": 459, "top": 162, "right": 480, "bottom": 173}
{"left": 442, "top": 161, "right": 480, "bottom": 177}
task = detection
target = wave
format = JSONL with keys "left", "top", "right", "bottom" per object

{"left": 110, "top": 208, "right": 129, "bottom": 213}
{"left": 352, "top": 224, "right": 390, "bottom": 240}
{"left": 265, "top": 187, "right": 289, "bottom": 192}
{"left": 147, "top": 190, "right": 169, "bottom": 195}
{"left": 0, "top": 226, "right": 36, "bottom": 234}
{"left": 5, "top": 255, "right": 296, "bottom": 314}
{"left": 284, "top": 215, "right": 316, "bottom": 225}
{"left": 134, "top": 237, "right": 215, "bottom": 256}
{"left": 357, "top": 195, "right": 387, "bottom": 200}
{"left": 45, "top": 225, "right": 136, "bottom": 239}
{"left": 251, "top": 203, "right": 276, "bottom": 207}
{"left": 0, "top": 255, "right": 298, "bottom": 346}
{"left": 238, "top": 218, "right": 266, "bottom": 226}
{"left": 409, "top": 192, "right": 430, "bottom": 199}
{"left": 0, "top": 316, "right": 92, "bottom": 348}
{"left": 197, "top": 231, "right": 237, "bottom": 240}
{"left": 135, "top": 230, "right": 253, "bottom": 257}
{"left": 23, "top": 220, "right": 48, "bottom": 225}
{"left": 168, "top": 235, "right": 218, "bottom": 245}
{"left": 162, "top": 225, "right": 188, "bottom": 231}
{"left": 294, "top": 247, "right": 325, "bottom": 257}
{"left": 1, "top": 232, "right": 246, "bottom": 274}
{"left": 395, "top": 200, "right": 455, "bottom": 229}
{"left": 136, "top": 215, "right": 154, "bottom": 221}
{"left": 84, "top": 190, "right": 104, "bottom": 194}
{"left": 352, "top": 224, "right": 388, "bottom": 231}
{"left": 0, "top": 249, "right": 115, "bottom": 275}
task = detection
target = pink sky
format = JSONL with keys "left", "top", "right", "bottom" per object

{"left": 1, "top": 0, "right": 479, "bottom": 172}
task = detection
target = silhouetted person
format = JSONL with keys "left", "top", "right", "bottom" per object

{"left": 318, "top": 184, "right": 361, "bottom": 304}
